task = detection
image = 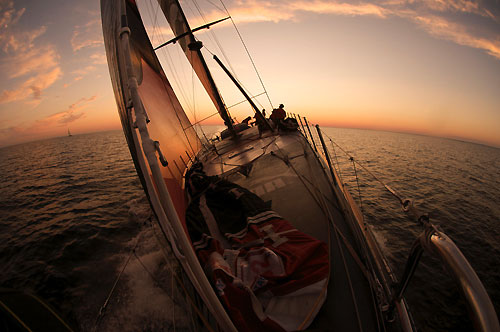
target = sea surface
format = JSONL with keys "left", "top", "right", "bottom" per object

{"left": 0, "top": 128, "right": 498, "bottom": 331}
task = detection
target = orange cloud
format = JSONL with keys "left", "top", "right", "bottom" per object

{"left": 0, "top": 95, "right": 97, "bottom": 136}
{"left": 291, "top": 1, "right": 387, "bottom": 17}
{"left": 200, "top": 0, "right": 386, "bottom": 24}
{"left": 406, "top": 0, "right": 495, "bottom": 19}
{"left": 90, "top": 52, "right": 107, "bottom": 65}
{"left": 34, "top": 97, "right": 91, "bottom": 126}
{"left": 216, "top": 0, "right": 499, "bottom": 60}
{"left": 410, "top": 14, "right": 500, "bottom": 59}
{"left": 0, "top": 2, "right": 62, "bottom": 105}
{"left": 3, "top": 45, "right": 59, "bottom": 79}
{"left": 0, "top": 1, "right": 25, "bottom": 30}
{"left": 0, "top": 67, "right": 61, "bottom": 104}
{"left": 70, "top": 65, "right": 97, "bottom": 81}
{"left": 71, "top": 19, "right": 103, "bottom": 52}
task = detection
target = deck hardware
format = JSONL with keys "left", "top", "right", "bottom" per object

{"left": 350, "top": 156, "right": 364, "bottom": 217}
{"left": 297, "top": 115, "right": 308, "bottom": 139}
{"left": 127, "top": 106, "right": 138, "bottom": 129}
{"left": 329, "top": 138, "right": 343, "bottom": 182}
{"left": 228, "top": 146, "right": 254, "bottom": 159}
{"left": 402, "top": 199, "right": 429, "bottom": 225}
{"left": 172, "top": 159, "right": 184, "bottom": 178}
{"left": 388, "top": 223, "right": 500, "bottom": 331}
{"left": 237, "top": 164, "right": 253, "bottom": 177}
{"left": 179, "top": 155, "right": 188, "bottom": 168}
{"left": 154, "top": 141, "right": 168, "bottom": 167}
{"left": 185, "top": 151, "right": 193, "bottom": 163}
{"left": 304, "top": 117, "right": 317, "bottom": 153}
{"left": 316, "top": 125, "right": 338, "bottom": 186}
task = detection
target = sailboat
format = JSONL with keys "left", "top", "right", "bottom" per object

{"left": 67, "top": 128, "right": 72, "bottom": 137}
{"left": 101, "top": 1, "right": 499, "bottom": 331}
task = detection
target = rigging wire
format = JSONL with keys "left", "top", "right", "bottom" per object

{"left": 187, "top": 0, "right": 274, "bottom": 112}
{"left": 270, "top": 139, "right": 367, "bottom": 331}
{"left": 326, "top": 132, "right": 406, "bottom": 205}
{"left": 144, "top": 0, "right": 196, "bottom": 115}
{"left": 298, "top": 126, "right": 387, "bottom": 329}
{"left": 218, "top": 0, "right": 274, "bottom": 110}
{"left": 300, "top": 118, "right": 406, "bottom": 208}
{"left": 203, "top": 44, "right": 266, "bottom": 111}
{"left": 189, "top": 0, "right": 238, "bottom": 77}
{"left": 140, "top": 0, "right": 199, "bottom": 156}
{"left": 227, "top": 92, "right": 267, "bottom": 109}
{"left": 351, "top": 156, "right": 365, "bottom": 220}
{"left": 330, "top": 138, "right": 344, "bottom": 182}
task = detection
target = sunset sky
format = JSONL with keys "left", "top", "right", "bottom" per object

{"left": 0, "top": 0, "right": 499, "bottom": 148}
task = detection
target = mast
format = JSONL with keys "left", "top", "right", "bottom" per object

{"left": 157, "top": 0, "right": 236, "bottom": 137}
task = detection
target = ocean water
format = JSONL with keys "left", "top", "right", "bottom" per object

{"left": 0, "top": 128, "right": 498, "bottom": 331}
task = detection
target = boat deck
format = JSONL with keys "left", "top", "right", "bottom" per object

{"left": 202, "top": 127, "right": 383, "bottom": 331}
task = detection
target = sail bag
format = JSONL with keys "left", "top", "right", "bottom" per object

{"left": 186, "top": 168, "right": 329, "bottom": 331}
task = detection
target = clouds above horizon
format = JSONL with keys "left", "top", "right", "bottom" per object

{"left": 0, "top": 1, "right": 61, "bottom": 105}
{"left": 69, "top": 13, "right": 105, "bottom": 83}
{"left": 71, "top": 18, "right": 103, "bottom": 52}
{"left": 39, "top": 95, "right": 96, "bottom": 126}
{"left": 220, "top": 0, "right": 500, "bottom": 60}
{"left": 0, "top": 95, "right": 96, "bottom": 142}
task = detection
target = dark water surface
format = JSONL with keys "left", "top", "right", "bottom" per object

{"left": 0, "top": 129, "right": 498, "bottom": 331}
{"left": 321, "top": 128, "right": 500, "bottom": 331}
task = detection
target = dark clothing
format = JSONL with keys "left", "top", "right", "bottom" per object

{"left": 270, "top": 108, "right": 286, "bottom": 121}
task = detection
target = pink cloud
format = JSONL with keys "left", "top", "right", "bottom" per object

{"left": 0, "top": 67, "right": 62, "bottom": 104}
{"left": 70, "top": 65, "right": 97, "bottom": 81}
{"left": 291, "top": 1, "right": 387, "bottom": 17}
{"left": 0, "top": 2, "right": 62, "bottom": 105}
{"left": 0, "top": 95, "right": 97, "bottom": 145}
{"left": 410, "top": 14, "right": 500, "bottom": 59}
{"left": 71, "top": 19, "right": 103, "bottom": 52}
{"left": 4, "top": 95, "right": 96, "bottom": 133}
{"left": 33, "top": 96, "right": 97, "bottom": 126}
{"left": 0, "top": 1, "right": 25, "bottom": 29}
{"left": 3, "top": 45, "right": 59, "bottom": 78}
{"left": 219, "top": 0, "right": 499, "bottom": 60}
{"left": 90, "top": 52, "right": 107, "bottom": 65}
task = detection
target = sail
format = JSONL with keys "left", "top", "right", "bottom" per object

{"left": 101, "top": 0, "right": 201, "bottom": 221}
{"left": 157, "top": 0, "right": 234, "bottom": 131}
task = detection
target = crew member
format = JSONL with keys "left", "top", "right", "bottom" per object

{"left": 270, "top": 104, "right": 286, "bottom": 127}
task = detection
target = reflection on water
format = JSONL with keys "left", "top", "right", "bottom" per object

{"left": 0, "top": 128, "right": 498, "bottom": 331}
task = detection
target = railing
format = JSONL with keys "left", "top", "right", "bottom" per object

{"left": 391, "top": 206, "right": 500, "bottom": 332}
{"left": 294, "top": 117, "right": 500, "bottom": 332}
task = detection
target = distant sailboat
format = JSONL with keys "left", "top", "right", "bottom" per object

{"left": 67, "top": 129, "right": 72, "bottom": 137}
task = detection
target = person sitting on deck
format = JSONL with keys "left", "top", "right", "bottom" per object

{"left": 270, "top": 104, "right": 286, "bottom": 128}
{"left": 241, "top": 116, "right": 252, "bottom": 127}
{"left": 253, "top": 109, "right": 270, "bottom": 137}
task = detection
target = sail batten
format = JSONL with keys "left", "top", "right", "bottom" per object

{"left": 157, "top": 0, "right": 235, "bottom": 135}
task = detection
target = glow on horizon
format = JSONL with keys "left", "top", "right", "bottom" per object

{"left": 0, "top": 0, "right": 499, "bottom": 148}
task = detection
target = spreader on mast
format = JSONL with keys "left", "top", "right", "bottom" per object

{"left": 157, "top": 0, "right": 237, "bottom": 137}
